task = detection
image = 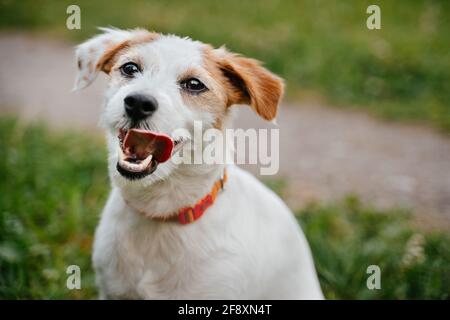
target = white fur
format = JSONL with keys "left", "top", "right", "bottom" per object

{"left": 75, "top": 28, "right": 323, "bottom": 299}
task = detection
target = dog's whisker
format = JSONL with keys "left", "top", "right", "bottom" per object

{"left": 143, "top": 121, "right": 151, "bottom": 131}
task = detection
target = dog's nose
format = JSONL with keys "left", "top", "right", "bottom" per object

{"left": 124, "top": 94, "right": 158, "bottom": 121}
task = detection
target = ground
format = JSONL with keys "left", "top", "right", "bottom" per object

{"left": 1, "top": 33, "right": 449, "bottom": 230}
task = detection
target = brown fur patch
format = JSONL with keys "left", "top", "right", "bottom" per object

{"left": 96, "top": 41, "right": 130, "bottom": 73}
{"left": 97, "top": 32, "right": 160, "bottom": 74}
{"left": 201, "top": 47, "right": 238, "bottom": 128}
{"left": 203, "top": 46, "right": 284, "bottom": 121}
{"left": 176, "top": 58, "right": 230, "bottom": 129}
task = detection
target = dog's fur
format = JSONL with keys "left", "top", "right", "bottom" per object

{"left": 74, "top": 28, "right": 323, "bottom": 299}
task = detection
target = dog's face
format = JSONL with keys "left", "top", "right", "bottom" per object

{"left": 74, "top": 28, "right": 283, "bottom": 188}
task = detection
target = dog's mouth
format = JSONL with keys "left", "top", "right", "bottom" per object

{"left": 116, "top": 128, "right": 186, "bottom": 180}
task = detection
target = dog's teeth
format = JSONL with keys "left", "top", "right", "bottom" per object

{"left": 141, "top": 154, "right": 153, "bottom": 167}
{"left": 118, "top": 149, "right": 153, "bottom": 173}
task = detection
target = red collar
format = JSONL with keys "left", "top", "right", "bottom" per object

{"left": 126, "top": 170, "right": 227, "bottom": 225}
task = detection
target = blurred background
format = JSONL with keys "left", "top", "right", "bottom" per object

{"left": 0, "top": 0, "right": 449, "bottom": 299}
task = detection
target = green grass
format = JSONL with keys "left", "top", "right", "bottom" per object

{"left": 0, "top": 0, "right": 449, "bottom": 130}
{"left": 0, "top": 117, "right": 107, "bottom": 299}
{"left": 0, "top": 118, "right": 449, "bottom": 299}
{"left": 298, "top": 198, "right": 450, "bottom": 299}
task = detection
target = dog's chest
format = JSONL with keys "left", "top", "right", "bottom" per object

{"left": 94, "top": 218, "right": 175, "bottom": 298}
{"left": 93, "top": 209, "right": 233, "bottom": 299}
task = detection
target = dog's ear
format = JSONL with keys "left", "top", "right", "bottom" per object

{"left": 73, "top": 27, "right": 157, "bottom": 91}
{"left": 214, "top": 48, "right": 284, "bottom": 121}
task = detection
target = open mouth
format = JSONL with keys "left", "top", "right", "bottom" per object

{"left": 116, "top": 128, "right": 186, "bottom": 180}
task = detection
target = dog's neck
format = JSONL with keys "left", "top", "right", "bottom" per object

{"left": 119, "top": 162, "right": 226, "bottom": 219}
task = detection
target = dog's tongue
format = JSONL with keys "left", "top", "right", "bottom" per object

{"left": 123, "top": 129, "right": 173, "bottom": 163}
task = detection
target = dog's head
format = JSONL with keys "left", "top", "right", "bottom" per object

{"left": 74, "top": 28, "right": 283, "bottom": 187}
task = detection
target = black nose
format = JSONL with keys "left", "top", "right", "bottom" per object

{"left": 124, "top": 93, "right": 158, "bottom": 121}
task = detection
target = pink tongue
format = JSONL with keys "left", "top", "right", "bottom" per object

{"left": 123, "top": 129, "right": 174, "bottom": 163}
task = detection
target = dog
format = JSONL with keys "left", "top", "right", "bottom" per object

{"left": 74, "top": 27, "right": 323, "bottom": 299}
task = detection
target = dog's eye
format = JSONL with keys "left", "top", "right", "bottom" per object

{"left": 120, "top": 62, "right": 141, "bottom": 77}
{"left": 180, "top": 78, "right": 208, "bottom": 94}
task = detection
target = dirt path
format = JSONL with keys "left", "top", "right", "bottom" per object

{"left": 1, "top": 32, "right": 450, "bottom": 230}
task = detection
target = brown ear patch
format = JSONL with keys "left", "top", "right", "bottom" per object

{"left": 210, "top": 49, "right": 284, "bottom": 121}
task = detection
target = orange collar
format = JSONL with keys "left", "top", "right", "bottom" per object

{"left": 126, "top": 170, "right": 227, "bottom": 225}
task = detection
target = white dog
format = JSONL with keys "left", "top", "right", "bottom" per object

{"left": 74, "top": 28, "right": 323, "bottom": 299}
